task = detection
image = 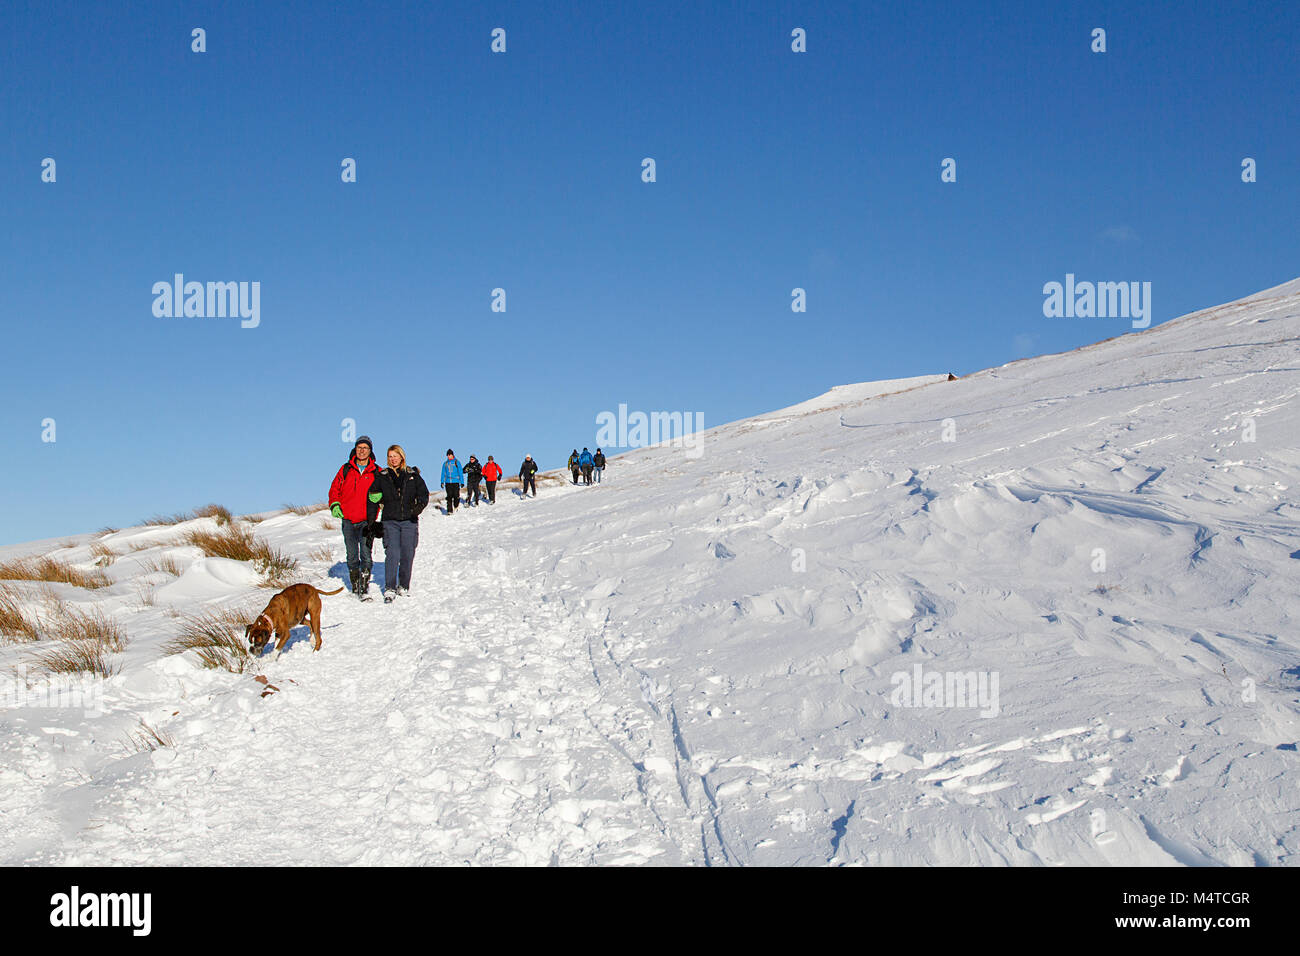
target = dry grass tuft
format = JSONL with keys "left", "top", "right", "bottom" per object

{"left": 178, "top": 525, "right": 298, "bottom": 585}
{"left": 143, "top": 510, "right": 194, "bottom": 526}
{"left": 138, "top": 554, "right": 184, "bottom": 577}
{"left": 307, "top": 545, "right": 334, "bottom": 561}
{"left": 29, "top": 602, "right": 127, "bottom": 677}
{"left": 31, "top": 641, "right": 120, "bottom": 678}
{"left": 0, "top": 556, "right": 111, "bottom": 590}
{"left": 164, "top": 608, "right": 258, "bottom": 673}
{"left": 0, "top": 586, "right": 40, "bottom": 643}
{"left": 98, "top": 526, "right": 120, "bottom": 536}
{"left": 194, "top": 503, "right": 234, "bottom": 526}
{"left": 89, "top": 542, "right": 117, "bottom": 567}
{"left": 126, "top": 720, "right": 175, "bottom": 753}
{"left": 133, "top": 581, "right": 157, "bottom": 608}
{"left": 283, "top": 502, "right": 326, "bottom": 516}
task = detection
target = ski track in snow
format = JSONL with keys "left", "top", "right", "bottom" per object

{"left": 2, "top": 277, "right": 1300, "bottom": 865}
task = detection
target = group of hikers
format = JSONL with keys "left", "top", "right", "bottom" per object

{"left": 566, "top": 447, "right": 606, "bottom": 485}
{"left": 327, "top": 437, "right": 605, "bottom": 601}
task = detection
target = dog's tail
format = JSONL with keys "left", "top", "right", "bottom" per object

{"left": 314, "top": 586, "right": 346, "bottom": 596}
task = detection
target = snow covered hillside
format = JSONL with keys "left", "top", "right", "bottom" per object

{"left": 2, "top": 277, "right": 1298, "bottom": 866}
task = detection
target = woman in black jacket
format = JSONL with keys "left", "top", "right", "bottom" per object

{"left": 369, "top": 444, "right": 430, "bottom": 601}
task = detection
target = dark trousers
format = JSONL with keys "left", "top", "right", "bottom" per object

{"left": 382, "top": 518, "right": 418, "bottom": 591}
{"left": 581, "top": 465, "right": 593, "bottom": 485}
{"left": 521, "top": 475, "right": 536, "bottom": 496}
{"left": 467, "top": 478, "right": 483, "bottom": 504}
{"left": 341, "top": 519, "right": 373, "bottom": 576}
{"left": 571, "top": 467, "right": 579, "bottom": 484}
{"left": 445, "top": 483, "right": 460, "bottom": 512}
{"left": 485, "top": 480, "right": 497, "bottom": 503}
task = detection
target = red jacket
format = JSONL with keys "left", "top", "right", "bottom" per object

{"left": 481, "top": 461, "right": 503, "bottom": 482}
{"left": 329, "top": 455, "right": 379, "bottom": 523}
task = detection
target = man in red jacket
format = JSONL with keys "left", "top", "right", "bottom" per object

{"left": 481, "top": 455, "right": 503, "bottom": 504}
{"left": 328, "top": 435, "right": 380, "bottom": 599}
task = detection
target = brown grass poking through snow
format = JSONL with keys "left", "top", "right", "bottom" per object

{"left": 133, "top": 581, "right": 157, "bottom": 608}
{"left": 175, "top": 526, "right": 298, "bottom": 587}
{"left": 0, "top": 557, "right": 111, "bottom": 590}
{"left": 165, "top": 608, "right": 258, "bottom": 673}
{"left": 138, "top": 554, "right": 184, "bottom": 577}
{"left": 0, "top": 586, "right": 40, "bottom": 643}
{"left": 42, "top": 603, "right": 127, "bottom": 650}
{"left": 193, "top": 503, "right": 234, "bottom": 526}
{"left": 89, "top": 541, "right": 117, "bottom": 567}
{"left": 143, "top": 510, "right": 195, "bottom": 526}
{"left": 283, "top": 502, "right": 326, "bottom": 516}
{"left": 29, "top": 602, "right": 127, "bottom": 677}
{"left": 31, "top": 641, "right": 120, "bottom": 678}
{"left": 126, "top": 720, "right": 175, "bottom": 753}
{"left": 307, "top": 545, "right": 334, "bottom": 562}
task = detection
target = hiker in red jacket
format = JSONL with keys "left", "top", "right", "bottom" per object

{"left": 481, "top": 456, "right": 503, "bottom": 504}
{"left": 328, "top": 435, "right": 380, "bottom": 599}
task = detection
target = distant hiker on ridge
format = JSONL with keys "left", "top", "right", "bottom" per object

{"left": 579, "top": 447, "right": 594, "bottom": 485}
{"left": 568, "top": 449, "right": 580, "bottom": 485}
{"left": 592, "top": 448, "right": 606, "bottom": 483}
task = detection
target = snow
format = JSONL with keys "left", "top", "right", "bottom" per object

{"left": 2, "top": 276, "right": 1299, "bottom": 865}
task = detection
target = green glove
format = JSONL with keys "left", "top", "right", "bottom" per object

{"left": 368, "top": 492, "right": 382, "bottom": 503}
{"left": 330, "top": 503, "right": 343, "bottom": 519}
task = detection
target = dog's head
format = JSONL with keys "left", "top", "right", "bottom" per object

{"left": 245, "top": 614, "right": 273, "bottom": 655}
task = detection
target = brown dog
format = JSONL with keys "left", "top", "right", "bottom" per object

{"left": 245, "top": 583, "right": 345, "bottom": 657}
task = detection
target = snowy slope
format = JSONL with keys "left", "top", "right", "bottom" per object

{"left": 2, "top": 277, "right": 1298, "bottom": 865}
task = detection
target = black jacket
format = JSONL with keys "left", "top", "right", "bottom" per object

{"left": 369, "top": 466, "right": 429, "bottom": 522}
{"left": 519, "top": 459, "right": 538, "bottom": 478}
{"left": 463, "top": 459, "right": 483, "bottom": 484}
{"left": 593, "top": 452, "right": 606, "bottom": 468}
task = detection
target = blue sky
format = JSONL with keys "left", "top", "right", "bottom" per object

{"left": 3, "top": 0, "right": 1297, "bottom": 544}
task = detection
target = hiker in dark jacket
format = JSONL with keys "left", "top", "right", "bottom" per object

{"left": 481, "top": 456, "right": 503, "bottom": 503}
{"left": 441, "top": 449, "right": 463, "bottom": 515}
{"left": 593, "top": 448, "right": 606, "bottom": 483}
{"left": 579, "top": 447, "right": 594, "bottom": 485}
{"left": 328, "top": 435, "right": 380, "bottom": 598}
{"left": 568, "top": 449, "right": 580, "bottom": 484}
{"left": 519, "top": 455, "right": 539, "bottom": 497}
{"left": 463, "top": 455, "right": 484, "bottom": 506}
{"left": 368, "top": 444, "right": 429, "bottom": 601}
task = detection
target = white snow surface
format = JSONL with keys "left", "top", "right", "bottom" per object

{"left": 2, "top": 276, "right": 1299, "bottom": 866}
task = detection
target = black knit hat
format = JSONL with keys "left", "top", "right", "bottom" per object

{"left": 355, "top": 435, "right": 373, "bottom": 450}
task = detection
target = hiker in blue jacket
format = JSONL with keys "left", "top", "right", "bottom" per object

{"left": 579, "top": 447, "right": 595, "bottom": 485}
{"left": 441, "top": 449, "right": 463, "bottom": 515}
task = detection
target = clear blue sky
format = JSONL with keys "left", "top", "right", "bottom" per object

{"left": 3, "top": 0, "right": 1297, "bottom": 544}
